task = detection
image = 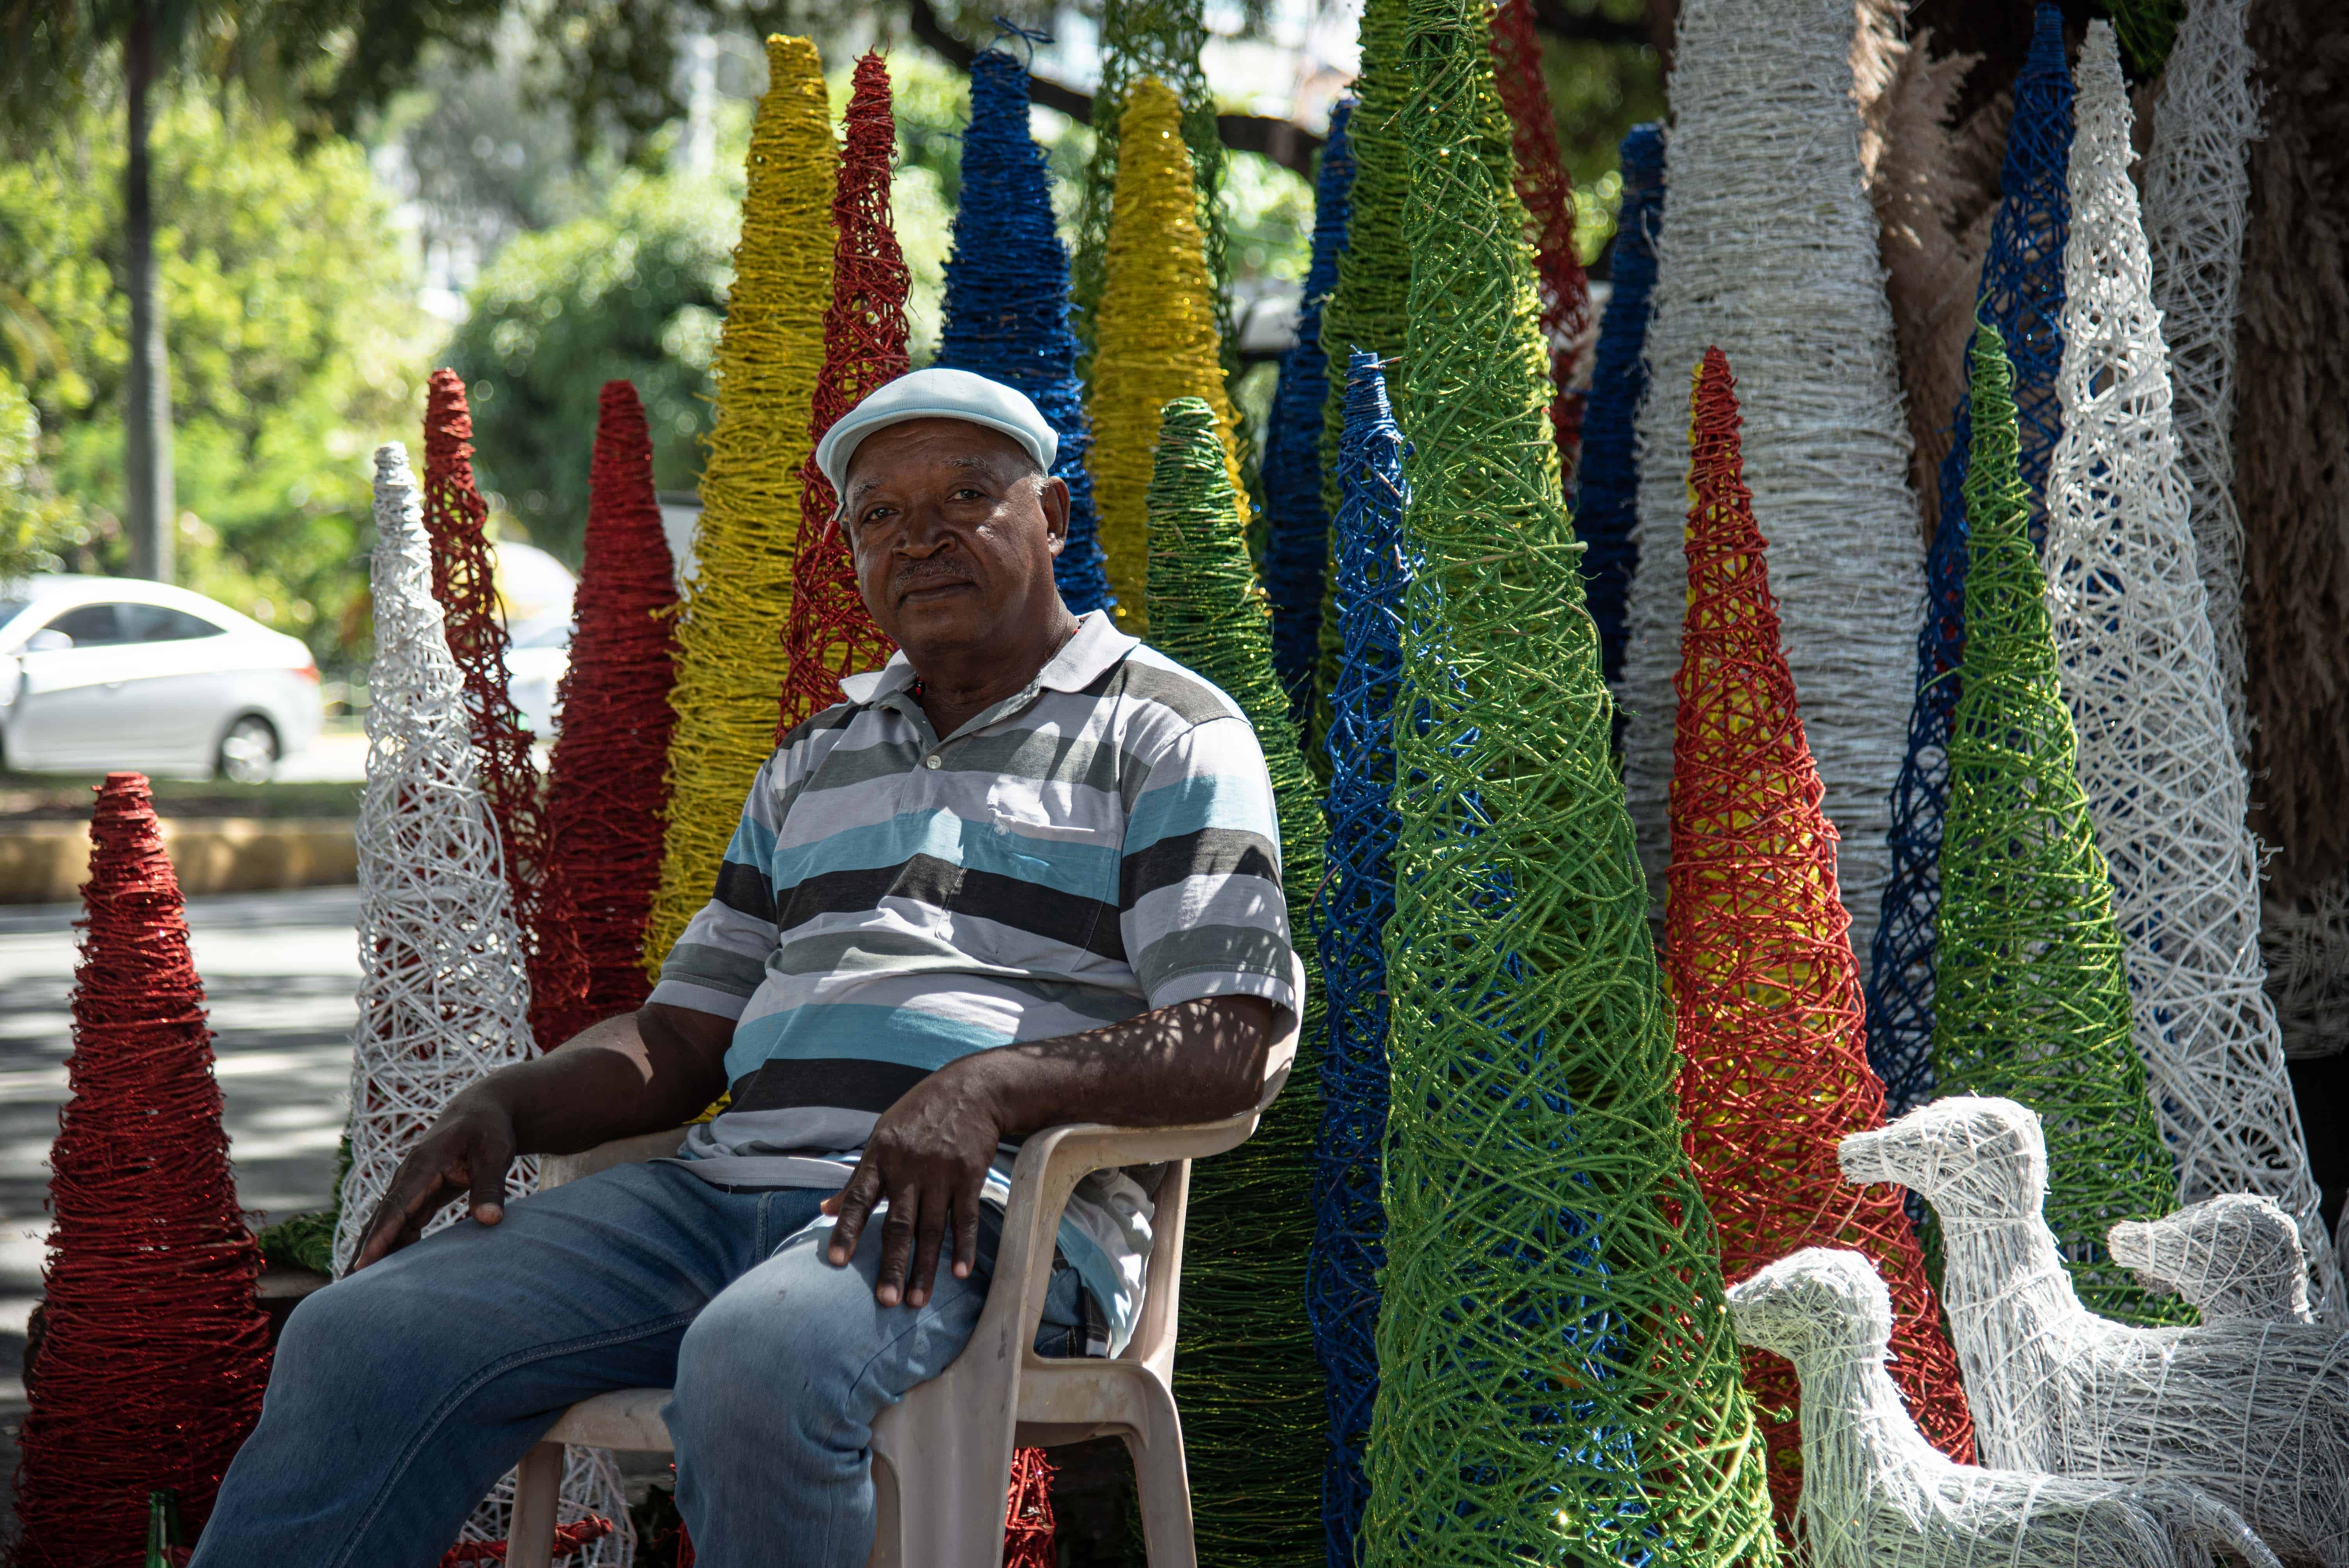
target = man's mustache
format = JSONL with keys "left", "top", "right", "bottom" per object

{"left": 893, "top": 564, "right": 976, "bottom": 597}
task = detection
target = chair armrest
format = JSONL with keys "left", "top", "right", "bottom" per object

{"left": 541, "top": 1127, "right": 689, "bottom": 1190}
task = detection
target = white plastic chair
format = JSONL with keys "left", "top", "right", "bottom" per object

{"left": 507, "top": 960, "right": 1303, "bottom": 1568}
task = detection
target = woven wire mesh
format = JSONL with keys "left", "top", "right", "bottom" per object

{"left": 1306, "top": 350, "right": 1406, "bottom": 1568}
{"left": 2043, "top": 25, "right": 2340, "bottom": 1319}
{"left": 936, "top": 48, "right": 1111, "bottom": 617}
{"left": 1662, "top": 350, "right": 1975, "bottom": 1526}
{"left": 1364, "top": 3, "right": 1779, "bottom": 1558}
{"left": 1926, "top": 323, "right": 2187, "bottom": 1328}
{"left": 644, "top": 35, "right": 832, "bottom": 973}
{"left": 1088, "top": 78, "right": 1249, "bottom": 636}
{"left": 1864, "top": 3, "right": 2074, "bottom": 1121}
{"left": 775, "top": 50, "right": 908, "bottom": 738}
{"left": 1266, "top": 100, "right": 1357, "bottom": 722}
{"left": 1143, "top": 396, "right": 1327, "bottom": 1564}
{"left": 1572, "top": 122, "right": 1664, "bottom": 691}
{"left": 1489, "top": 0, "right": 1593, "bottom": 482}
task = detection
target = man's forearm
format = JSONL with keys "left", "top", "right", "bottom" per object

{"left": 947, "top": 994, "right": 1276, "bottom": 1137}
{"left": 465, "top": 1007, "right": 733, "bottom": 1155}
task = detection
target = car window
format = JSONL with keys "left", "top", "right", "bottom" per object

{"left": 42, "top": 603, "right": 125, "bottom": 646}
{"left": 119, "top": 604, "right": 227, "bottom": 642}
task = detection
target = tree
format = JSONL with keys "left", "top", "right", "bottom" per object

{"left": 442, "top": 169, "right": 735, "bottom": 563}
{"left": 0, "top": 87, "right": 430, "bottom": 662}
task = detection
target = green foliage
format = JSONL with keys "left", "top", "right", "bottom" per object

{"left": 442, "top": 169, "right": 735, "bottom": 563}
{"left": 0, "top": 88, "right": 430, "bottom": 663}
{"left": 0, "top": 370, "right": 93, "bottom": 578}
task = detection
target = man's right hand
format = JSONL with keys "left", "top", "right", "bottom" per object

{"left": 350, "top": 1089, "right": 518, "bottom": 1271}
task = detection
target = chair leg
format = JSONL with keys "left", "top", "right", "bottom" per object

{"left": 1121, "top": 1382, "right": 1197, "bottom": 1568}
{"left": 507, "top": 1441, "right": 565, "bottom": 1568}
{"left": 870, "top": 1386, "right": 1014, "bottom": 1568}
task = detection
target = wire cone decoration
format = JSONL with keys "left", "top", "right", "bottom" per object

{"left": 2142, "top": 0, "right": 2258, "bottom": 759}
{"left": 1069, "top": 0, "right": 1232, "bottom": 380}
{"left": 774, "top": 50, "right": 907, "bottom": 738}
{"left": 540, "top": 381, "right": 679, "bottom": 1046}
{"left": 2239, "top": 0, "right": 2349, "bottom": 1061}
{"left": 345, "top": 443, "right": 635, "bottom": 1566}
{"left": 1320, "top": 0, "right": 1411, "bottom": 490}
{"left": 2042, "top": 23, "right": 2337, "bottom": 1319}
{"left": 422, "top": 371, "right": 583, "bottom": 1051}
{"left": 1143, "top": 395, "right": 1327, "bottom": 1565}
{"left": 936, "top": 47, "right": 1111, "bottom": 616}
{"left": 1619, "top": 0, "right": 1927, "bottom": 967}
{"left": 1925, "top": 327, "right": 2186, "bottom": 1328}
{"left": 1663, "top": 349, "right": 1975, "bottom": 1524}
{"left": 1573, "top": 121, "right": 1664, "bottom": 690}
{"left": 1308, "top": 350, "right": 1408, "bottom": 1568}
{"left": 1265, "top": 98, "right": 1356, "bottom": 722}
{"left": 1087, "top": 76, "right": 1247, "bottom": 635}
{"left": 1489, "top": 0, "right": 1593, "bottom": 484}
{"left": 8, "top": 772, "right": 272, "bottom": 1567}
{"left": 643, "top": 34, "right": 833, "bottom": 975}
{"left": 1866, "top": 3, "right": 2076, "bottom": 1121}
{"left": 1364, "top": 2, "right": 1780, "bottom": 1559}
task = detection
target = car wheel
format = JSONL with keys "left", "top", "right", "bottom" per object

{"left": 217, "top": 714, "right": 280, "bottom": 785}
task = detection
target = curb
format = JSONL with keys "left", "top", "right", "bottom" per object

{"left": 0, "top": 819, "right": 358, "bottom": 904}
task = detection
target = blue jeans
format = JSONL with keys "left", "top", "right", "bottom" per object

{"left": 191, "top": 1161, "right": 1091, "bottom": 1568}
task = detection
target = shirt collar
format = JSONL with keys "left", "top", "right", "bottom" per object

{"left": 838, "top": 609, "right": 1134, "bottom": 708}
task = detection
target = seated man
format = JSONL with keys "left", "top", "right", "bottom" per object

{"left": 193, "top": 369, "right": 1297, "bottom": 1568}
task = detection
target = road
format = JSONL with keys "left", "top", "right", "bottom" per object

{"left": 0, "top": 885, "right": 359, "bottom": 1509}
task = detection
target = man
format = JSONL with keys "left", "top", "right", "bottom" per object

{"left": 192, "top": 369, "right": 1297, "bottom": 1568}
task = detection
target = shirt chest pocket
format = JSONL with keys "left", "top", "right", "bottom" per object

{"left": 977, "top": 782, "right": 1123, "bottom": 952}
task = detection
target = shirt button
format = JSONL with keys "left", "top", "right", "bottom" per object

{"left": 925, "top": 754, "right": 942, "bottom": 769}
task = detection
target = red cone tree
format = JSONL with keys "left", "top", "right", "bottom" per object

{"left": 1489, "top": 0, "right": 1594, "bottom": 481}
{"left": 423, "top": 370, "right": 588, "bottom": 1047}
{"left": 541, "top": 381, "right": 683, "bottom": 1042}
{"left": 1663, "top": 349, "right": 1975, "bottom": 1520}
{"left": 774, "top": 50, "right": 910, "bottom": 738}
{"left": 10, "top": 773, "right": 272, "bottom": 1565}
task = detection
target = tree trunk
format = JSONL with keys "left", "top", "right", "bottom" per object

{"left": 122, "top": 0, "right": 173, "bottom": 583}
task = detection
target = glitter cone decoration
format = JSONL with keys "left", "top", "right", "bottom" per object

{"left": 1264, "top": 99, "right": 1355, "bottom": 720}
{"left": 346, "top": 445, "right": 634, "bottom": 1564}
{"left": 1489, "top": 0, "right": 1593, "bottom": 482}
{"left": 775, "top": 50, "right": 907, "bottom": 737}
{"left": 1367, "top": 4, "right": 1779, "bottom": 1557}
{"left": 336, "top": 444, "right": 538, "bottom": 1277}
{"left": 1866, "top": 4, "right": 2075, "bottom": 1121}
{"left": 1088, "top": 77, "right": 1247, "bottom": 633}
{"left": 1573, "top": 121, "right": 1664, "bottom": 690}
{"left": 643, "top": 34, "right": 833, "bottom": 973}
{"left": 1663, "top": 350, "right": 1973, "bottom": 1521}
{"left": 1308, "top": 351, "right": 1408, "bottom": 1568}
{"left": 1925, "top": 328, "right": 2184, "bottom": 1327}
{"left": 423, "top": 371, "right": 582, "bottom": 1051}
{"left": 2142, "top": 0, "right": 2258, "bottom": 759}
{"left": 540, "top": 381, "right": 680, "bottom": 1045}
{"left": 1726, "top": 1247, "right": 2282, "bottom": 1568}
{"left": 1618, "top": 0, "right": 1927, "bottom": 965}
{"left": 1143, "top": 396, "right": 1326, "bottom": 1565}
{"left": 8, "top": 773, "right": 271, "bottom": 1566}
{"left": 936, "top": 48, "right": 1110, "bottom": 616}
{"left": 2042, "top": 25, "right": 2337, "bottom": 1319}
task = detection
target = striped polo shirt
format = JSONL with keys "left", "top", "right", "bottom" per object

{"left": 648, "top": 609, "right": 1297, "bottom": 1350}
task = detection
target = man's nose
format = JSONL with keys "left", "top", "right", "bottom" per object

{"left": 895, "top": 506, "right": 954, "bottom": 558}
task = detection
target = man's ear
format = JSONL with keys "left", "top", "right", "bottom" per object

{"left": 1038, "top": 474, "right": 1071, "bottom": 557}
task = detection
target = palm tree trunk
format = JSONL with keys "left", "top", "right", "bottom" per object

{"left": 122, "top": 0, "right": 174, "bottom": 583}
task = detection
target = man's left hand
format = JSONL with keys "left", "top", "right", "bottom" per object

{"left": 821, "top": 1060, "right": 1005, "bottom": 1308}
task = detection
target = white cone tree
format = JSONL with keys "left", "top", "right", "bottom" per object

{"left": 2042, "top": 26, "right": 2340, "bottom": 1320}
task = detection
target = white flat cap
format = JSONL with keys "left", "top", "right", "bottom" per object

{"left": 814, "top": 367, "right": 1058, "bottom": 497}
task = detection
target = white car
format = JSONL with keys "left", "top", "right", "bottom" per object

{"left": 504, "top": 613, "right": 572, "bottom": 742}
{"left": 0, "top": 574, "right": 324, "bottom": 783}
